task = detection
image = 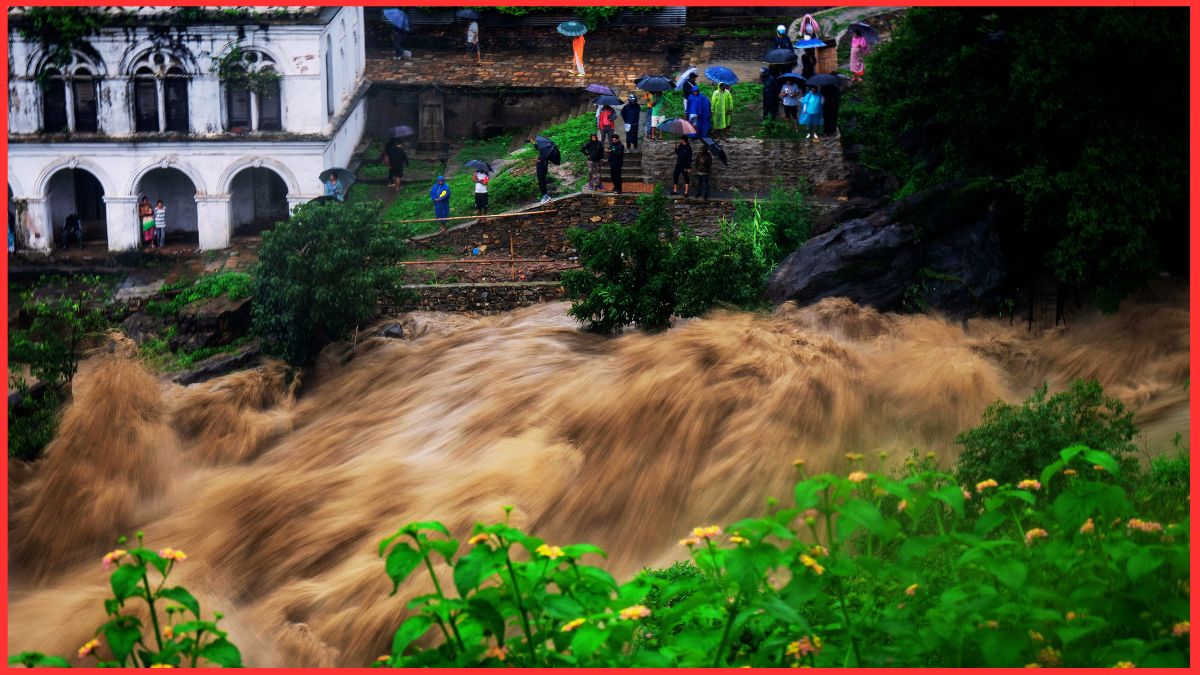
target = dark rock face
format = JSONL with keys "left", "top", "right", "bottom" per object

{"left": 766, "top": 182, "right": 1009, "bottom": 315}
{"left": 172, "top": 296, "right": 252, "bottom": 351}
{"left": 375, "top": 323, "right": 405, "bottom": 339}
{"left": 170, "top": 342, "right": 262, "bottom": 386}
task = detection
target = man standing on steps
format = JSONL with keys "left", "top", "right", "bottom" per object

{"left": 620, "top": 94, "right": 641, "bottom": 151}
{"left": 607, "top": 136, "right": 625, "bottom": 194}
{"left": 582, "top": 133, "right": 604, "bottom": 191}
{"left": 671, "top": 137, "right": 692, "bottom": 197}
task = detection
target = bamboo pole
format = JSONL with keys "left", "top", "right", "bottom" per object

{"left": 509, "top": 232, "right": 516, "bottom": 281}
{"left": 397, "top": 259, "right": 563, "bottom": 266}
{"left": 387, "top": 209, "right": 557, "bottom": 225}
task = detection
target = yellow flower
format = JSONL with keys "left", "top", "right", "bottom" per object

{"left": 799, "top": 554, "right": 825, "bottom": 576}
{"left": 962, "top": 489, "right": 972, "bottom": 501}
{"left": 786, "top": 635, "right": 821, "bottom": 657}
{"left": 1113, "top": 662, "right": 1135, "bottom": 668}
{"left": 484, "top": 645, "right": 507, "bottom": 661}
{"left": 1024, "top": 665, "right": 1041, "bottom": 668}
{"left": 691, "top": 525, "right": 723, "bottom": 540}
{"left": 158, "top": 548, "right": 187, "bottom": 562}
{"left": 149, "top": 665, "right": 174, "bottom": 669}
{"left": 808, "top": 544, "right": 828, "bottom": 557}
{"left": 878, "top": 451, "right": 889, "bottom": 461}
{"left": 101, "top": 549, "right": 127, "bottom": 570}
{"left": 793, "top": 459, "right": 806, "bottom": 468}
{"left": 468, "top": 533, "right": 491, "bottom": 546}
{"left": 618, "top": 605, "right": 651, "bottom": 621}
{"left": 561, "top": 618, "right": 586, "bottom": 633}
{"left": 1024, "top": 528, "right": 1049, "bottom": 545}
{"left": 1079, "top": 518, "right": 1095, "bottom": 534}
{"left": 78, "top": 639, "right": 101, "bottom": 658}
{"left": 679, "top": 536, "right": 700, "bottom": 547}
{"left": 1172, "top": 621, "right": 1189, "bottom": 636}
{"left": 1127, "top": 518, "right": 1164, "bottom": 534}
{"left": 375, "top": 655, "right": 392, "bottom": 663}
{"left": 1017, "top": 479, "right": 1042, "bottom": 491}
{"left": 1065, "top": 611, "right": 1077, "bottom": 622}
{"left": 975, "top": 479, "right": 999, "bottom": 493}
{"left": 1063, "top": 468, "right": 1077, "bottom": 476}
{"left": 1036, "top": 646, "right": 1061, "bottom": 667}
{"left": 904, "top": 583, "right": 918, "bottom": 597}
{"left": 980, "top": 620, "right": 999, "bottom": 630}
{"left": 163, "top": 625, "right": 174, "bottom": 639}
{"left": 845, "top": 452, "right": 863, "bottom": 462}
{"left": 729, "top": 535, "right": 748, "bottom": 545}
{"left": 898, "top": 499, "right": 908, "bottom": 513}
{"left": 1093, "top": 464, "right": 1107, "bottom": 472}
{"left": 802, "top": 509, "right": 819, "bottom": 525}
{"left": 1029, "top": 630, "right": 1045, "bottom": 643}
{"left": 535, "top": 544, "right": 565, "bottom": 560}
{"left": 848, "top": 471, "right": 868, "bottom": 483}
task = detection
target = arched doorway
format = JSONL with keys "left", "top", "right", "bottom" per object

{"left": 45, "top": 168, "right": 106, "bottom": 249}
{"left": 229, "top": 167, "right": 289, "bottom": 236}
{"left": 136, "top": 168, "right": 199, "bottom": 247}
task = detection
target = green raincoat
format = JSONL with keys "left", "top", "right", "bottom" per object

{"left": 711, "top": 88, "right": 734, "bottom": 130}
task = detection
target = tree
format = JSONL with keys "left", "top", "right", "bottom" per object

{"left": 849, "top": 7, "right": 1188, "bottom": 311}
{"left": 251, "top": 201, "right": 412, "bottom": 365}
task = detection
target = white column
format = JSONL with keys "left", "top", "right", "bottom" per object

{"left": 197, "top": 194, "right": 232, "bottom": 250}
{"left": 103, "top": 195, "right": 140, "bottom": 251}
{"left": 286, "top": 196, "right": 308, "bottom": 216}
{"left": 155, "top": 78, "right": 167, "bottom": 132}
{"left": 64, "top": 79, "right": 77, "bottom": 132}
{"left": 249, "top": 92, "right": 260, "bottom": 132}
{"left": 22, "top": 197, "right": 51, "bottom": 252}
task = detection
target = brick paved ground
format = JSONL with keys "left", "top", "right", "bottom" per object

{"left": 367, "top": 48, "right": 670, "bottom": 91}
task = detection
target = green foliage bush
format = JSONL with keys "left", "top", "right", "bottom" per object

{"left": 847, "top": 7, "right": 1188, "bottom": 310}
{"left": 671, "top": 215, "right": 773, "bottom": 318}
{"left": 8, "top": 276, "right": 111, "bottom": 460}
{"left": 9, "top": 533, "right": 241, "bottom": 668}
{"left": 373, "top": 446, "right": 1189, "bottom": 667}
{"left": 955, "top": 379, "right": 1138, "bottom": 490}
{"left": 251, "top": 201, "right": 413, "bottom": 365}
{"left": 145, "top": 271, "right": 252, "bottom": 318}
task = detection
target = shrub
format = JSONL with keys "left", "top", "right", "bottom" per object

{"left": 9, "top": 533, "right": 240, "bottom": 668}
{"left": 954, "top": 379, "right": 1138, "bottom": 490}
{"left": 671, "top": 210, "right": 774, "bottom": 318}
{"left": 251, "top": 201, "right": 413, "bottom": 365}
{"left": 145, "top": 271, "right": 253, "bottom": 318}
{"left": 8, "top": 276, "right": 111, "bottom": 459}
{"left": 561, "top": 188, "right": 676, "bottom": 333}
{"left": 374, "top": 446, "right": 1189, "bottom": 667}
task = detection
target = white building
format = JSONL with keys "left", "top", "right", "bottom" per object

{"left": 6, "top": 6, "right": 367, "bottom": 251}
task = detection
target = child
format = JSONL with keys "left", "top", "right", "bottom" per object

{"left": 153, "top": 199, "right": 167, "bottom": 248}
{"left": 801, "top": 86, "right": 824, "bottom": 140}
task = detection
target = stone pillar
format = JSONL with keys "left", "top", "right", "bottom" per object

{"left": 22, "top": 197, "right": 52, "bottom": 251}
{"left": 197, "top": 194, "right": 232, "bottom": 250}
{"left": 103, "top": 195, "right": 140, "bottom": 251}
{"left": 417, "top": 86, "right": 447, "bottom": 154}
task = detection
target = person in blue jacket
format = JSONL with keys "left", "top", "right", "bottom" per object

{"left": 686, "top": 89, "right": 713, "bottom": 138}
{"left": 430, "top": 175, "right": 451, "bottom": 230}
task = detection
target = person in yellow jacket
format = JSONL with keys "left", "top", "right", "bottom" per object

{"left": 710, "top": 82, "right": 734, "bottom": 138}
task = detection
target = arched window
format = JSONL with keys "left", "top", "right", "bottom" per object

{"left": 221, "top": 49, "right": 281, "bottom": 132}
{"left": 131, "top": 52, "right": 190, "bottom": 133}
{"left": 39, "top": 52, "right": 101, "bottom": 133}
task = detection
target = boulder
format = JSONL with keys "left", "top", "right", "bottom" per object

{"left": 170, "top": 342, "right": 262, "bottom": 386}
{"left": 171, "top": 295, "right": 252, "bottom": 351}
{"left": 766, "top": 182, "right": 1009, "bottom": 315}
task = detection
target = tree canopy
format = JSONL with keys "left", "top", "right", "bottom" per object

{"left": 851, "top": 7, "right": 1188, "bottom": 310}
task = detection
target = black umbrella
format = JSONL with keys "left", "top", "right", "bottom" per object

{"left": 850, "top": 22, "right": 880, "bottom": 45}
{"left": 586, "top": 83, "right": 615, "bottom": 96}
{"left": 636, "top": 75, "right": 672, "bottom": 92}
{"left": 764, "top": 48, "right": 798, "bottom": 64}
{"left": 390, "top": 125, "right": 415, "bottom": 138}
{"left": 533, "top": 135, "right": 555, "bottom": 150}
{"left": 593, "top": 94, "right": 622, "bottom": 107}
{"left": 701, "top": 137, "right": 728, "bottom": 166}
{"left": 778, "top": 73, "right": 807, "bottom": 84}
{"left": 318, "top": 168, "right": 355, "bottom": 186}
{"left": 806, "top": 74, "right": 841, "bottom": 87}
{"left": 533, "top": 137, "right": 561, "bottom": 165}
{"left": 464, "top": 159, "right": 493, "bottom": 174}
{"left": 456, "top": 9, "right": 481, "bottom": 21}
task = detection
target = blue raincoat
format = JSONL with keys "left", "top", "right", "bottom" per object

{"left": 430, "top": 178, "right": 451, "bottom": 220}
{"left": 686, "top": 92, "right": 713, "bottom": 138}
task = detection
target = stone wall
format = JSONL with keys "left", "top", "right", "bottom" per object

{"left": 641, "top": 138, "right": 849, "bottom": 200}
{"left": 390, "top": 281, "right": 565, "bottom": 313}
{"left": 411, "top": 193, "right": 737, "bottom": 258}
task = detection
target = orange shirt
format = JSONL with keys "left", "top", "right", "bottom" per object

{"left": 572, "top": 35, "right": 585, "bottom": 60}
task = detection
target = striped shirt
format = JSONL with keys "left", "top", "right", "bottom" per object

{"left": 154, "top": 206, "right": 166, "bottom": 228}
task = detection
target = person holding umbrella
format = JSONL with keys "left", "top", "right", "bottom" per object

{"left": 607, "top": 136, "right": 625, "bottom": 194}
{"left": 598, "top": 104, "right": 616, "bottom": 148}
{"left": 463, "top": 11, "right": 482, "bottom": 66}
{"left": 324, "top": 173, "right": 345, "bottom": 201}
{"left": 620, "top": 94, "right": 641, "bottom": 151}
{"left": 694, "top": 144, "right": 713, "bottom": 202}
{"left": 711, "top": 82, "right": 734, "bottom": 138}
{"left": 779, "top": 76, "right": 802, "bottom": 131}
{"left": 385, "top": 140, "right": 408, "bottom": 191}
{"left": 430, "top": 175, "right": 451, "bottom": 228}
{"left": 383, "top": 8, "right": 410, "bottom": 59}
{"left": 581, "top": 133, "right": 604, "bottom": 190}
{"left": 808, "top": 74, "right": 842, "bottom": 137}
{"left": 472, "top": 167, "right": 490, "bottom": 216}
{"left": 671, "top": 137, "right": 692, "bottom": 197}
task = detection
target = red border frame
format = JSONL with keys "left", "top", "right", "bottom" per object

{"left": 1, "top": 1, "right": 1195, "bottom": 672}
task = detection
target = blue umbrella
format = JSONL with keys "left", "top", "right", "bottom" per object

{"left": 675, "top": 67, "right": 698, "bottom": 90}
{"left": 793, "top": 38, "right": 826, "bottom": 49}
{"left": 557, "top": 21, "right": 587, "bottom": 37}
{"left": 382, "top": 8, "right": 409, "bottom": 32}
{"left": 456, "top": 9, "right": 481, "bottom": 21}
{"left": 704, "top": 66, "right": 738, "bottom": 86}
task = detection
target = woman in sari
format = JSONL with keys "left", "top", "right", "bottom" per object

{"left": 850, "top": 28, "right": 870, "bottom": 82}
{"left": 138, "top": 195, "right": 155, "bottom": 247}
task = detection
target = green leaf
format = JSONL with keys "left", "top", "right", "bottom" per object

{"left": 9, "top": 652, "right": 71, "bottom": 668}
{"left": 1040, "top": 459, "right": 1066, "bottom": 489}
{"left": 562, "top": 543, "right": 607, "bottom": 560}
{"left": 760, "top": 594, "right": 811, "bottom": 630}
{"left": 466, "top": 597, "right": 507, "bottom": 639}
{"left": 837, "top": 499, "right": 888, "bottom": 537}
{"left": 110, "top": 564, "right": 144, "bottom": 603}
{"left": 384, "top": 542, "right": 424, "bottom": 595}
{"left": 1126, "top": 548, "right": 1164, "bottom": 580}
{"left": 391, "top": 615, "right": 433, "bottom": 656}
{"left": 981, "top": 557, "right": 1028, "bottom": 590}
{"left": 200, "top": 638, "right": 243, "bottom": 668}
{"left": 1081, "top": 448, "right": 1120, "bottom": 475}
{"left": 541, "top": 594, "right": 586, "bottom": 619}
{"left": 931, "top": 484, "right": 965, "bottom": 517}
{"left": 453, "top": 545, "right": 497, "bottom": 598}
{"left": 103, "top": 619, "right": 141, "bottom": 664}
{"left": 404, "top": 521, "right": 451, "bottom": 536}
{"left": 427, "top": 538, "right": 459, "bottom": 565}
{"left": 157, "top": 587, "right": 200, "bottom": 618}
{"left": 1059, "top": 444, "right": 1087, "bottom": 462}
{"left": 794, "top": 480, "right": 822, "bottom": 510}
{"left": 569, "top": 623, "right": 607, "bottom": 659}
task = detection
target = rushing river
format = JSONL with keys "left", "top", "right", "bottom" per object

{"left": 7, "top": 286, "right": 1189, "bottom": 666}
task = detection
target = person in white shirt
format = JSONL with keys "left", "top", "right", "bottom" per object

{"left": 473, "top": 170, "right": 490, "bottom": 215}
{"left": 465, "top": 20, "right": 481, "bottom": 66}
